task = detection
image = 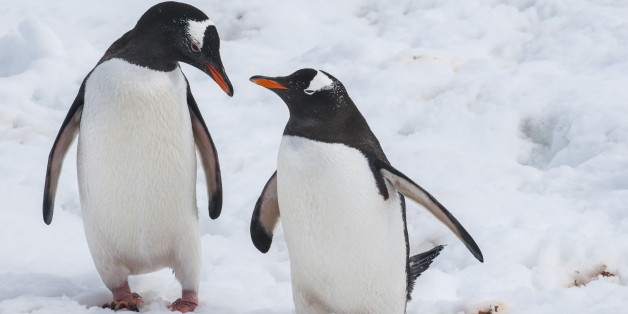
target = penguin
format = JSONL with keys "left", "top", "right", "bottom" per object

{"left": 42, "top": 2, "right": 232, "bottom": 312}
{"left": 249, "top": 69, "right": 483, "bottom": 313}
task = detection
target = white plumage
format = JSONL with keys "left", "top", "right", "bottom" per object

{"left": 277, "top": 135, "right": 407, "bottom": 313}
{"left": 77, "top": 58, "right": 201, "bottom": 292}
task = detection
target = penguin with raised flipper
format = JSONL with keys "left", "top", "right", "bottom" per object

{"left": 249, "top": 69, "right": 483, "bottom": 313}
{"left": 42, "top": 2, "right": 232, "bottom": 312}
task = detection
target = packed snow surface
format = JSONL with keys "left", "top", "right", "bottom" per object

{"left": 2, "top": 0, "right": 628, "bottom": 313}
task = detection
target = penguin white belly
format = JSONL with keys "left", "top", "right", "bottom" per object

{"left": 77, "top": 59, "right": 199, "bottom": 287}
{"left": 277, "top": 135, "right": 407, "bottom": 313}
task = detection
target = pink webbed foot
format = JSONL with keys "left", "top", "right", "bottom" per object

{"left": 102, "top": 292, "right": 144, "bottom": 311}
{"left": 167, "top": 290, "right": 198, "bottom": 313}
{"left": 103, "top": 283, "right": 144, "bottom": 312}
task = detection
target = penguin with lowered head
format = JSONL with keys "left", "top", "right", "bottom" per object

{"left": 42, "top": 2, "right": 232, "bottom": 312}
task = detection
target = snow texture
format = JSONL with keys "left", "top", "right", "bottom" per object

{"left": 2, "top": 0, "right": 628, "bottom": 313}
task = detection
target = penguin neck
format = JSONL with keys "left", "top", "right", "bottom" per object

{"left": 283, "top": 109, "right": 389, "bottom": 162}
{"left": 100, "top": 30, "right": 179, "bottom": 72}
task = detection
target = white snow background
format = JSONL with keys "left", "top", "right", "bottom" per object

{"left": 1, "top": 0, "right": 628, "bottom": 313}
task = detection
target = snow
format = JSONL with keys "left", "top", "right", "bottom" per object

{"left": 2, "top": 0, "right": 628, "bottom": 313}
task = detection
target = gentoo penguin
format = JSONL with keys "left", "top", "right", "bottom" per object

{"left": 42, "top": 2, "right": 232, "bottom": 312}
{"left": 249, "top": 69, "right": 483, "bottom": 313}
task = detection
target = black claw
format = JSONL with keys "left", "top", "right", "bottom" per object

{"left": 114, "top": 302, "right": 127, "bottom": 311}
{"left": 129, "top": 303, "right": 140, "bottom": 312}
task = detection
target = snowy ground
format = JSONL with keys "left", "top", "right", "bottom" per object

{"left": 2, "top": 0, "right": 628, "bottom": 313}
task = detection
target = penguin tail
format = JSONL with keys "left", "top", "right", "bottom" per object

{"left": 407, "top": 245, "right": 445, "bottom": 299}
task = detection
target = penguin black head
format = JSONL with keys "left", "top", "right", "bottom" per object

{"left": 250, "top": 69, "right": 385, "bottom": 156}
{"left": 249, "top": 69, "right": 354, "bottom": 120}
{"left": 114, "top": 1, "right": 233, "bottom": 96}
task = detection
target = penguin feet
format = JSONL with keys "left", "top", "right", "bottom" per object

{"left": 102, "top": 292, "right": 144, "bottom": 311}
{"left": 167, "top": 299, "right": 197, "bottom": 313}
{"left": 103, "top": 283, "right": 144, "bottom": 312}
{"left": 167, "top": 290, "right": 198, "bottom": 313}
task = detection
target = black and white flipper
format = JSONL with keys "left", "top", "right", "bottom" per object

{"left": 42, "top": 80, "right": 86, "bottom": 225}
{"left": 375, "top": 159, "right": 484, "bottom": 262}
{"left": 186, "top": 81, "right": 222, "bottom": 219}
{"left": 250, "top": 172, "right": 280, "bottom": 253}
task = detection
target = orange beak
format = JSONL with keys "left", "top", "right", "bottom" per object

{"left": 206, "top": 64, "right": 233, "bottom": 96}
{"left": 250, "top": 77, "right": 288, "bottom": 90}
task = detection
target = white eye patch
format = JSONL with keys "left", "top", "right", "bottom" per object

{"left": 304, "top": 70, "right": 334, "bottom": 95}
{"left": 187, "top": 19, "right": 215, "bottom": 47}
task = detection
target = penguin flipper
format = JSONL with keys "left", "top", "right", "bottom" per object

{"left": 186, "top": 84, "right": 222, "bottom": 219}
{"left": 43, "top": 82, "right": 85, "bottom": 224}
{"left": 407, "top": 245, "right": 445, "bottom": 298}
{"left": 250, "top": 172, "right": 279, "bottom": 253}
{"left": 375, "top": 160, "right": 484, "bottom": 262}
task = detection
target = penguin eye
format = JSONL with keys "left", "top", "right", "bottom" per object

{"left": 190, "top": 41, "right": 201, "bottom": 53}
{"left": 304, "top": 89, "right": 315, "bottom": 95}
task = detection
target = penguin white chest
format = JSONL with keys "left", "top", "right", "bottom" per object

{"left": 277, "top": 135, "right": 407, "bottom": 313}
{"left": 77, "top": 59, "right": 199, "bottom": 275}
